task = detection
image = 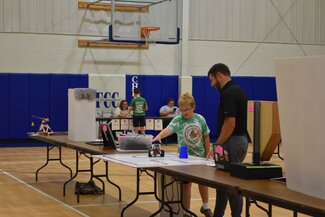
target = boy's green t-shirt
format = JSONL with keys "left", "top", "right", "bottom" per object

{"left": 167, "top": 113, "right": 210, "bottom": 158}
{"left": 130, "top": 96, "right": 147, "bottom": 116}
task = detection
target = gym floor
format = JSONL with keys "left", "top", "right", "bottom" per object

{"left": 0, "top": 144, "right": 309, "bottom": 217}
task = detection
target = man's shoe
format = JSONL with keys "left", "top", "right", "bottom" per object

{"left": 200, "top": 206, "right": 213, "bottom": 217}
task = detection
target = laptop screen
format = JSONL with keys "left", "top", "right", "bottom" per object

{"left": 101, "top": 124, "right": 117, "bottom": 149}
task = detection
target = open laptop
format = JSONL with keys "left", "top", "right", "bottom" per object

{"left": 101, "top": 123, "right": 151, "bottom": 153}
{"left": 85, "top": 124, "right": 115, "bottom": 147}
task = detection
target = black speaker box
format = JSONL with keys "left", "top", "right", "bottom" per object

{"left": 230, "top": 162, "right": 282, "bottom": 179}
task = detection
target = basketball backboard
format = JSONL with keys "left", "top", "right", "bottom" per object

{"left": 109, "top": 0, "right": 180, "bottom": 44}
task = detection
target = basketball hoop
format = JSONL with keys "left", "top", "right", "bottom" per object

{"left": 141, "top": 26, "right": 160, "bottom": 44}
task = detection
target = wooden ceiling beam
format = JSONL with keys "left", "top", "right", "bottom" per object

{"left": 78, "top": 39, "right": 149, "bottom": 49}
{"left": 78, "top": 1, "right": 149, "bottom": 12}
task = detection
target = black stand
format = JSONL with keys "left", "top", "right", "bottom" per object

{"left": 230, "top": 101, "right": 282, "bottom": 179}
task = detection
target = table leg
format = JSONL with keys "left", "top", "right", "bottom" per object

{"left": 36, "top": 144, "right": 72, "bottom": 182}
{"left": 104, "top": 161, "right": 122, "bottom": 201}
{"left": 246, "top": 197, "right": 250, "bottom": 217}
{"left": 76, "top": 156, "right": 102, "bottom": 203}
{"left": 121, "top": 168, "right": 155, "bottom": 217}
{"left": 58, "top": 146, "right": 73, "bottom": 178}
{"left": 121, "top": 168, "right": 141, "bottom": 217}
{"left": 150, "top": 173, "right": 173, "bottom": 217}
{"left": 63, "top": 150, "right": 79, "bottom": 196}
{"left": 293, "top": 211, "right": 297, "bottom": 217}
{"left": 246, "top": 198, "right": 271, "bottom": 217}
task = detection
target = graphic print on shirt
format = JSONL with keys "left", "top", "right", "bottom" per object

{"left": 135, "top": 101, "right": 144, "bottom": 113}
{"left": 183, "top": 124, "right": 202, "bottom": 148}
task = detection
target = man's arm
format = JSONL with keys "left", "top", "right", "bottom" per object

{"left": 160, "top": 109, "right": 173, "bottom": 116}
{"left": 216, "top": 117, "right": 236, "bottom": 145}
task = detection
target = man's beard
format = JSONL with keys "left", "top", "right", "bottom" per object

{"left": 215, "top": 82, "right": 221, "bottom": 92}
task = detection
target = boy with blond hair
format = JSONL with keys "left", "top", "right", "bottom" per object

{"left": 152, "top": 93, "right": 213, "bottom": 217}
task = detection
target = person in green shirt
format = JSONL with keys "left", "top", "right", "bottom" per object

{"left": 130, "top": 88, "right": 148, "bottom": 135}
{"left": 152, "top": 92, "right": 213, "bottom": 217}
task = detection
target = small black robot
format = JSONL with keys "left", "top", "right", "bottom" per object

{"left": 148, "top": 143, "right": 165, "bottom": 157}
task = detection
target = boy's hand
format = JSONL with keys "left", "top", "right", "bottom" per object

{"left": 152, "top": 137, "right": 162, "bottom": 144}
{"left": 206, "top": 147, "right": 214, "bottom": 160}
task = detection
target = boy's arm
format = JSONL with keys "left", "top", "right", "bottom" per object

{"left": 152, "top": 128, "right": 172, "bottom": 143}
{"left": 203, "top": 134, "right": 211, "bottom": 159}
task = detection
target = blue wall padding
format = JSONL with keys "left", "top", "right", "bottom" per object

{"left": 69, "top": 74, "right": 89, "bottom": 88}
{"left": 49, "top": 74, "right": 70, "bottom": 132}
{"left": 0, "top": 74, "right": 9, "bottom": 139}
{"left": 192, "top": 76, "right": 219, "bottom": 137}
{"left": 253, "top": 77, "right": 277, "bottom": 101}
{"left": 0, "top": 73, "right": 88, "bottom": 140}
{"left": 192, "top": 76, "right": 206, "bottom": 115}
{"left": 203, "top": 79, "right": 219, "bottom": 135}
{"left": 1, "top": 73, "right": 275, "bottom": 140}
{"left": 161, "top": 76, "right": 179, "bottom": 107}
{"left": 49, "top": 74, "right": 88, "bottom": 134}
{"left": 30, "top": 74, "right": 50, "bottom": 133}
{"left": 232, "top": 76, "right": 255, "bottom": 100}
{"left": 142, "top": 75, "right": 163, "bottom": 116}
{"left": 49, "top": 74, "right": 88, "bottom": 133}
{"left": 9, "top": 74, "right": 30, "bottom": 139}
{"left": 126, "top": 75, "right": 179, "bottom": 117}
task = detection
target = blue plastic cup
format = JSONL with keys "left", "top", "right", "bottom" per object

{"left": 179, "top": 146, "right": 188, "bottom": 158}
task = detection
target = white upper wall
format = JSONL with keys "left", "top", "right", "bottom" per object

{"left": 190, "top": 0, "right": 325, "bottom": 45}
{"left": 1, "top": 0, "right": 325, "bottom": 76}
{"left": 188, "top": 0, "right": 325, "bottom": 76}
{"left": 0, "top": 33, "right": 180, "bottom": 74}
{"left": 189, "top": 40, "right": 325, "bottom": 76}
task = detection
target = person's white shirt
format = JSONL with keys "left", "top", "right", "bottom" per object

{"left": 159, "top": 105, "right": 180, "bottom": 117}
{"left": 115, "top": 107, "right": 132, "bottom": 118}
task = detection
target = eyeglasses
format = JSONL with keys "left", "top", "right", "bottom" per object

{"left": 179, "top": 107, "right": 192, "bottom": 113}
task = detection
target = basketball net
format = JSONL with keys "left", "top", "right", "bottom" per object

{"left": 141, "top": 26, "right": 160, "bottom": 45}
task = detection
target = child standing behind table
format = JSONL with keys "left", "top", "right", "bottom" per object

{"left": 152, "top": 92, "right": 213, "bottom": 217}
{"left": 129, "top": 88, "right": 148, "bottom": 135}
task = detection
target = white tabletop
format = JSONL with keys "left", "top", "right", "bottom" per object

{"left": 93, "top": 152, "right": 213, "bottom": 168}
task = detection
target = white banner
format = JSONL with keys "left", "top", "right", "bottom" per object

{"left": 154, "top": 119, "right": 163, "bottom": 131}
{"left": 89, "top": 74, "right": 126, "bottom": 117}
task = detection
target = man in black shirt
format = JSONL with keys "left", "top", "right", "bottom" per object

{"left": 208, "top": 63, "right": 248, "bottom": 217}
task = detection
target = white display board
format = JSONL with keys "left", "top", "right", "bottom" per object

{"left": 68, "top": 89, "right": 96, "bottom": 141}
{"left": 94, "top": 152, "right": 212, "bottom": 168}
{"left": 275, "top": 56, "right": 325, "bottom": 200}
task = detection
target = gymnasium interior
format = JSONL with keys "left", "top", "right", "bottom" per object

{"left": 0, "top": 0, "right": 324, "bottom": 216}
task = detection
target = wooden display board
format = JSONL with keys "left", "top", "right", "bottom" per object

{"left": 247, "top": 101, "right": 281, "bottom": 161}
